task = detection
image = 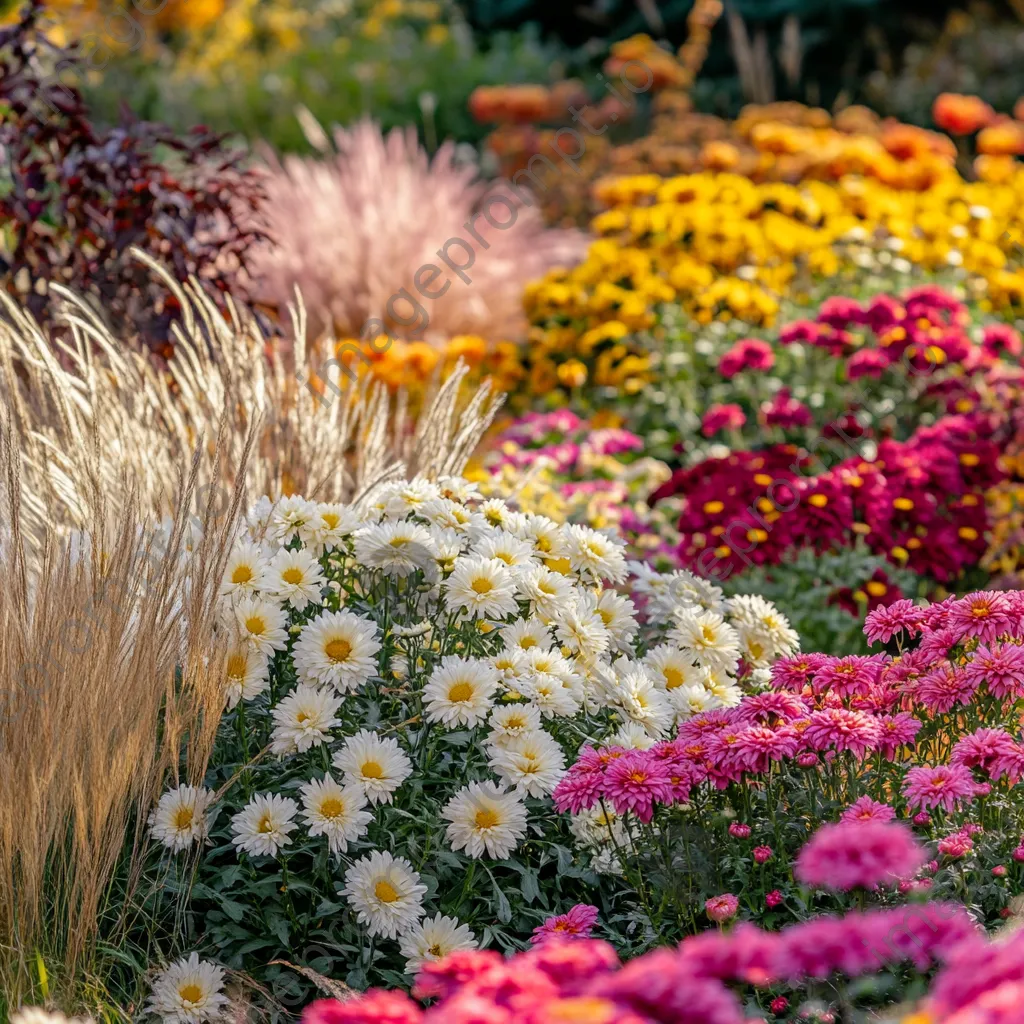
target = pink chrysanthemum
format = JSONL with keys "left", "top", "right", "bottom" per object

{"left": 770, "top": 653, "right": 829, "bottom": 693}
{"left": 915, "top": 665, "right": 979, "bottom": 714}
{"left": 902, "top": 763, "right": 977, "bottom": 812}
{"left": 812, "top": 656, "right": 880, "bottom": 699}
{"left": 727, "top": 725, "right": 801, "bottom": 774}
{"left": 840, "top": 796, "right": 896, "bottom": 825}
{"left": 947, "top": 591, "right": 1014, "bottom": 645}
{"left": 530, "top": 904, "right": 600, "bottom": 945}
{"left": 705, "top": 893, "right": 740, "bottom": 923}
{"left": 938, "top": 832, "right": 974, "bottom": 859}
{"left": 916, "top": 626, "right": 960, "bottom": 665}
{"left": 874, "top": 712, "right": 922, "bottom": 759}
{"left": 803, "top": 708, "right": 882, "bottom": 760}
{"left": 677, "top": 709, "right": 735, "bottom": 743}
{"left": 950, "top": 728, "right": 1019, "bottom": 776}
{"left": 794, "top": 820, "right": 926, "bottom": 891}
{"left": 961, "top": 643, "right": 1024, "bottom": 700}
{"left": 603, "top": 750, "right": 675, "bottom": 822}
{"left": 864, "top": 599, "right": 924, "bottom": 645}
{"left": 733, "top": 691, "right": 809, "bottom": 727}
{"left": 304, "top": 991, "right": 422, "bottom": 1024}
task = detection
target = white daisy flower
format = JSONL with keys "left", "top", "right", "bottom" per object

{"left": 472, "top": 533, "right": 538, "bottom": 575}
{"left": 514, "top": 515, "right": 566, "bottom": 560}
{"left": 436, "top": 475, "right": 480, "bottom": 503}
{"left": 562, "top": 524, "right": 628, "bottom": 583}
{"left": 233, "top": 595, "right": 289, "bottom": 657}
{"left": 293, "top": 609, "right": 382, "bottom": 693}
{"left": 595, "top": 590, "right": 638, "bottom": 651}
{"left": 270, "top": 685, "right": 343, "bottom": 756}
{"left": 609, "top": 664, "right": 674, "bottom": 738}
{"left": 332, "top": 729, "right": 413, "bottom": 804}
{"left": 442, "top": 781, "right": 528, "bottom": 860}
{"left": 307, "top": 502, "right": 361, "bottom": 553}
{"left": 488, "top": 729, "right": 566, "bottom": 797}
{"left": 491, "top": 648, "right": 525, "bottom": 688}
{"left": 671, "top": 682, "right": 717, "bottom": 719}
{"left": 553, "top": 596, "right": 611, "bottom": 663}
{"left": 516, "top": 566, "right": 574, "bottom": 620}
{"left": 519, "top": 671, "right": 581, "bottom": 719}
{"left": 230, "top": 793, "right": 299, "bottom": 857}
{"left": 476, "top": 498, "right": 516, "bottom": 532}
{"left": 399, "top": 914, "right": 478, "bottom": 974}
{"left": 265, "top": 547, "right": 326, "bottom": 612}
{"left": 644, "top": 645, "right": 705, "bottom": 693}
{"left": 145, "top": 953, "right": 227, "bottom": 1024}
{"left": 669, "top": 608, "right": 741, "bottom": 673}
{"left": 429, "top": 528, "right": 465, "bottom": 576}
{"left": 353, "top": 521, "right": 438, "bottom": 578}
{"left": 727, "top": 594, "right": 800, "bottom": 660}
{"left": 707, "top": 674, "right": 743, "bottom": 708}
{"left": 379, "top": 480, "right": 442, "bottom": 519}
{"left": 224, "top": 645, "right": 270, "bottom": 709}
{"left": 445, "top": 556, "right": 520, "bottom": 620}
{"left": 500, "top": 619, "right": 553, "bottom": 653}
{"left": 649, "top": 570, "right": 725, "bottom": 619}
{"left": 486, "top": 702, "right": 543, "bottom": 748}
{"left": 221, "top": 540, "right": 268, "bottom": 598}
{"left": 608, "top": 721, "right": 658, "bottom": 750}
{"left": 299, "top": 775, "right": 373, "bottom": 855}
{"left": 341, "top": 851, "right": 426, "bottom": 938}
{"left": 419, "top": 498, "right": 484, "bottom": 535}
{"left": 422, "top": 656, "right": 498, "bottom": 728}
{"left": 148, "top": 784, "right": 215, "bottom": 852}
{"left": 270, "top": 495, "right": 319, "bottom": 546}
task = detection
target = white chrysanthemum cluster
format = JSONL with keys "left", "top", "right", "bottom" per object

{"left": 146, "top": 477, "right": 798, "bottom": 984}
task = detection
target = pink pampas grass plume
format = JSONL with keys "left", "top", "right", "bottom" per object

{"left": 250, "top": 119, "right": 586, "bottom": 342}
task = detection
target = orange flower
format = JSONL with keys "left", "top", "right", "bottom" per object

{"left": 977, "top": 119, "right": 1024, "bottom": 156}
{"left": 932, "top": 93, "right": 995, "bottom": 135}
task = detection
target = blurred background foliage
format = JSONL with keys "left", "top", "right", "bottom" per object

{"left": 7, "top": 0, "right": 1024, "bottom": 155}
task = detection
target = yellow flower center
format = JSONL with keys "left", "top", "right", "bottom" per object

{"left": 361, "top": 760, "right": 384, "bottom": 779}
{"left": 427, "top": 943, "right": 444, "bottom": 958}
{"left": 322, "top": 512, "right": 340, "bottom": 529}
{"left": 866, "top": 581, "right": 887, "bottom": 597}
{"left": 245, "top": 616, "right": 266, "bottom": 636}
{"left": 475, "top": 808, "right": 500, "bottom": 829}
{"left": 325, "top": 638, "right": 353, "bottom": 662}
{"left": 389, "top": 536, "right": 411, "bottom": 548}
{"left": 448, "top": 682, "right": 475, "bottom": 702}
{"left": 319, "top": 797, "right": 344, "bottom": 819}
{"left": 231, "top": 565, "right": 253, "bottom": 584}
{"left": 536, "top": 536, "right": 552, "bottom": 553}
{"left": 663, "top": 667, "right": 685, "bottom": 690}
{"left": 226, "top": 653, "right": 248, "bottom": 679}
{"left": 257, "top": 813, "right": 274, "bottom": 833}
{"left": 808, "top": 494, "right": 829, "bottom": 508}
{"left": 173, "top": 808, "right": 195, "bottom": 830}
{"left": 374, "top": 879, "right": 401, "bottom": 903}
{"left": 519, "top": 637, "right": 537, "bottom": 649}
{"left": 179, "top": 984, "right": 205, "bottom": 1005}
{"left": 296, "top": 712, "right": 310, "bottom": 723}
{"left": 701, "top": 625, "right": 716, "bottom": 643}
{"left": 598, "top": 609, "right": 613, "bottom": 625}
{"left": 893, "top": 497, "right": 914, "bottom": 511}
{"left": 471, "top": 577, "right": 494, "bottom": 594}
{"left": 703, "top": 500, "right": 724, "bottom": 514}
{"left": 507, "top": 715, "right": 525, "bottom": 729}
{"left": 971, "top": 605, "right": 990, "bottom": 618}
{"left": 282, "top": 567, "right": 304, "bottom": 585}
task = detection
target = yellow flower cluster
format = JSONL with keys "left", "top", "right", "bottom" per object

{"left": 517, "top": 166, "right": 1024, "bottom": 398}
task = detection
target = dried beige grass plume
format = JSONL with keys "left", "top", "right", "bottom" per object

{"left": 0, "top": 427, "right": 248, "bottom": 1012}
{"left": 0, "top": 253, "right": 504, "bottom": 546}
{"left": 249, "top": 118, "right": 585, "bottom": 342}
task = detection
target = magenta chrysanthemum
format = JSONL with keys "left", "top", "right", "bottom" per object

{"left": 794, "top": 820, "right": 926, "bottom": 891}
{"left": 530, "top": 904, "right": 600, "bottom": 945}
{"left": 603, "top": 751, "right": 675, "bottom": 822}
{"left": 840, "top": 796, "right": 896, "bottom": 825}
{"left": 864, "top": 599, "right": 924, "bottom": 645}
{"left": 902, "top": 763, "right": 977, "bottom": 812}
{"left": 803, "top": 708, "right": 881, "bottom": 759}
